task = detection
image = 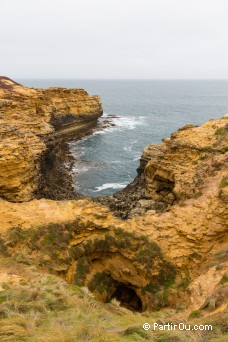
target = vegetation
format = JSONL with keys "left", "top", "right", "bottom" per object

{"left": 219, "top": 176, "right": 228, "bottom": 188}
{"left": 88, "top": 272, "right": 114, "bottom": 300}
{"left": 75, "top": 256, "right": 91, "bottom": 286}
{"left": 142, "top": 262, "right": 176, "bottom": 311}
{"left": 0, "top": 255, "right": 227, "bottom": 341}
{"left": 176, "top": 271, "right": 191, "bottom": 290}
{"left": 220, "top": 273, "right": 228, "bottom": 284}
{"left": 136, "top": 243, "right": 161, "bottom": 265}
{"left": 6, "top": 225, "right": 177, "bottom": 308}
{"left": 220, "top": 146, "right": 228, "bottom": 154}
{"left": 215, "top": 249, "right": 228, "bottom": 262}
{"left": 201, "top": 146, "right": 212, "bottom": 152}
{"left": 188, "top": 310, "right": 202, "bottom": 318}
{"left": 215, "top": 124, "right": 228, "bottom": 136}
{"left": 0, "top": 236, "right": 8, "bottom": 256}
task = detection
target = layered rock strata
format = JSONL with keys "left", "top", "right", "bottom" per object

{"left": 0, "top": 109, "right": 227, "bottom": 314}
{"left": 100, "top": 117, "right": 228, "bottom": 218}
{"left": 0, "top": 77, "right": 102, "bottom": 202}
{"left": 0, "top": 76, "right": 227, "bottom": 316}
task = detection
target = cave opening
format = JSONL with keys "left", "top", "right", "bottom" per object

{"left": 154, "top": 175, "right": 175, "bottom": 194}
{"left": 111, "top": 284, "right": 142, "bottom": 312}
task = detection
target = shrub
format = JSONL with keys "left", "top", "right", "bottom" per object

{"left": 88, "top": 272, "right": 114, "bottom": 299}
{"left": 215, "top": 124, "right": 228, "bottom": 136}
{"left": 220, "top": 146, "right": 228, "bottom": 154}
{"left": 136, "top": 242, "right": 161, "bottom": 264}
{"left": 219, "top": 176, "right": 228, "bottom": 188}
{"left": 0, "top": 237, "right": 8, "bottom": 256}
{"left": 188, "top": 310, "right": 202, "bottom": 318}
{"left": 220, "top": 273, "right": 228, "bottom": 284}
{"left": 75, "top": 256, "right": 91, "bottom": 286}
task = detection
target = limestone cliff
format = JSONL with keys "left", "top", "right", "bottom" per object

{"left": 0, "top": 77, "right": 227, "bottom": 329}
{"left": 0, "top": 77, "right": 102, "bottom": 202}
{"left": 0, "top": 110, "right": 227, "bottom": 316}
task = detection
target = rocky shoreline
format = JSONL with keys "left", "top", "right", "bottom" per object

{"left": 0, "top": 77, "right": 228, "bottom": 325}
{"left": 0, "top": 76, "right": 103, "bottom": 202}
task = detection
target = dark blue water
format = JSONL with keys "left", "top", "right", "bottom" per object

{"left": 18, "top": 80, "right": 228, "bottom": 196}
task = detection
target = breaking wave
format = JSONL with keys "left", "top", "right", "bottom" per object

{"left": 93, "top": 182, "right": 128, "bottom": 192}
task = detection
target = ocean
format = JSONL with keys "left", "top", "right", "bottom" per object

{"left": 19, "top": 79, "right": 228, "bottom": 196}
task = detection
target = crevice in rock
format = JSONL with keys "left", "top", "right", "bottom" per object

{"left": 154, "top": 175, "right": 175, "bottom": 195}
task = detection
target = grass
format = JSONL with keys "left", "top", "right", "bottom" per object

{"left": 219, "top": 176, "right": 228, "bottom": 188}
{"left": 4, "top": 224, "right": 179, "bottom": 312}
{"left": 0, "top": 256, "right": 155, "bottom": 341}
{"left": 220, "top": 273, "right": 228, "bottom": 284}
{"left": 188, "top": 310, "right": 202, "bottom": 319}
{"left": 215, "top": 124, "right": 228, "bottom": 136}
{"left": 215, "top": 249, "right": 228, "bottom": 262}
{"left": 0, "top": 254, "right": 227, "bottom": 341}
{"left": 220, "top": 146, "right": 228, "bottom": 154}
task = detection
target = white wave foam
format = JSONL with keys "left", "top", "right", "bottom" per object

{"left": 95, "top": 114, "right": 147, "bottom": 135}
{"left": 112, "top": 116, "right": 146, "bottom": 130}
{"left": 123, "top": 139, "right": 138, "bottom": 152}
{"left": 92, "top": 130, "right": 107, "bottom": 135}
{"left": 93, "top": 182, "right": 128, "bottom": 192}
{"left": 69, "top": 115, "right": 147, "bottom": 146}
{"left": 72, "top": 165, "right": 90, "bottom": 173}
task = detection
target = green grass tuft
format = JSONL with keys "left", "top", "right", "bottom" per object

{"left": 219, "top": 176, "right": 228, "bottom": 188}
{"left": 220, "top": 146, "right": 228, "bottom": 154}
{"left": 215, "top": 124, "right": 228, "bottom": 136}
{"left": 188, "top": 310, "right": 202, "bottom": 318}
{"left": 220, "top": 273, "right": 228, "bottom": 284}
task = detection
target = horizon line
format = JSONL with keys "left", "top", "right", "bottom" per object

{"left": 14, "top": 78, "right": 228, "bottom": 81}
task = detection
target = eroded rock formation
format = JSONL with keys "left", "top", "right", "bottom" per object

{"left": 0, "top": 77, "right": 102, "bottom": 202}
{"left": 0, "top": 77, "right": 227, "bottom": 318}
{"left": 99, "top": 117, "right": 228, "bottom": 219}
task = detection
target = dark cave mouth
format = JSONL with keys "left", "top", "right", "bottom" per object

{"left": 111, "top": 284, "right": 142, "bottom": 312}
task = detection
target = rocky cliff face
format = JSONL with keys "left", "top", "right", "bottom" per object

{"left": 99, "top": 117, "right": 228, "bottom": 219}
{"left": 0, "top": 77, "right": 102, "bottom": 202}
{"left": 0, "top": 83, "right": 228, "bottom": 315}
{"left": 0, "top": 76, "right": 227, "bottom": 326}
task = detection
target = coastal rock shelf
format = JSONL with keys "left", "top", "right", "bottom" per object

{"left": 0, "top": 77, "right": 227, "bottom": 319}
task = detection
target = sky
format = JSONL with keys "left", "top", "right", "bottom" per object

{"left": 1, "top": 0, "right": 228, "bottom": 79}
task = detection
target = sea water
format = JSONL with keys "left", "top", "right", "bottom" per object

{"left": 19, "top": 79, "right": 228, "bottom": 196}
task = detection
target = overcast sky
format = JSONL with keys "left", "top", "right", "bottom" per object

{"left": 1, "top": 0, "right": 228, "bottom": 79}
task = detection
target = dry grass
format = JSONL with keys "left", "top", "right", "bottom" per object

{"left": 0, "top": 255, "right": 227, "bottom": 342}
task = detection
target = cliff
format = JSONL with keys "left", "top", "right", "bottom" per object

{"left": 0, "top": 77, "right": 102, "bottom": 202}
{"left": 0, "top": 78, "right": 227, "bottom": 340}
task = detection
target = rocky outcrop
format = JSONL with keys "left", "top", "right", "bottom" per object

{"left": 0, "top": 77, "right": 227, "bottom": 318}
{"left": 100, "top": 117, "right": 228, "bottom": 218}
{"left": 0, "top": 77, "right": 102, "bottom": 202}
{"left": 0, "top": 114, "right": 227, "bottom": 315}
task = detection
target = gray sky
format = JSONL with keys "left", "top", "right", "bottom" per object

{"left": 1, "top": 0, "right": 228, "bottom": 79}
